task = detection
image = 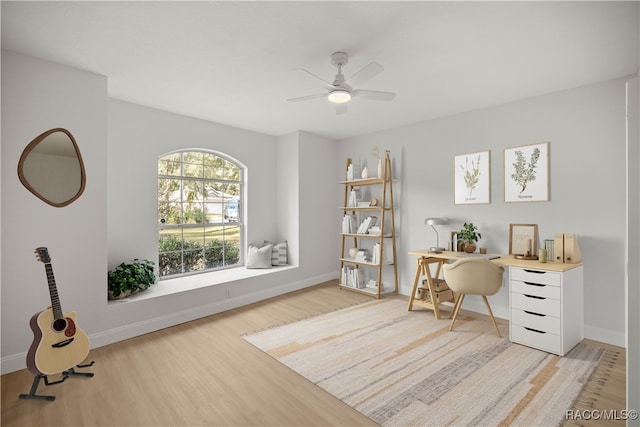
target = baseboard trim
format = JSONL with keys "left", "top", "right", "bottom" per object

{"left": 1, "top": 271, "right": 337, "bottom": 375}
{"left": 585, "top": 324, "right": 626, "bottom": 348}
{"left": 5, "top": 272, "right": 621, "bottom": 374}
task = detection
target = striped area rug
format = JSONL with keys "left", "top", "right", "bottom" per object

{"left": 244, "top": 299, "right": 604, "bottom": 427}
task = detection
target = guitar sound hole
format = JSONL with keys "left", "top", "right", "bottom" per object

{"left": 52, "top": 318, "right": 67, "bottom": 332}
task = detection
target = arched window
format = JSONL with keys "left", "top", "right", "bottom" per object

{"left": 158, "top": 150, "right": 243, "bottom": 278}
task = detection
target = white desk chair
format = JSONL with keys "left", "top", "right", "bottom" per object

{"left": 443, "top": 258, "right": 505, "bottom": 337}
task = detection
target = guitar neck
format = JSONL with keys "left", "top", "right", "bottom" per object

{"left": 44, "top": 262, "right": 64, "bottom": 320}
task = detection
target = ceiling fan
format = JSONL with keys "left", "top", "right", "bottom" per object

{"left": 288, "top": 52, "right": 396, "bottom": 114}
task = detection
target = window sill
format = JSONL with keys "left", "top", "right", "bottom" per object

{"left": 107, "top": 265, "right": 297, "bottom": 304}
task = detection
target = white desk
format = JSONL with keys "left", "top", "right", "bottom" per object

{"left": 407, "top": 250, "right": 584, "bottom": 355}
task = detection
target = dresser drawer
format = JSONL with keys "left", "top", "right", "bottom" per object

{"left": 510, "top": 268, "right": 561, "bottom": 286}
{"left": 511, "top": 324, "right": 561, "bottom": 354}
{"left": 511, "top": 280, "right": 561, "bottom": 299}
{"left": 511, "top": 308, "right": 561, "bottom": 335}
{"left": 511, "top": 292, "right": 560, "bottom": 317}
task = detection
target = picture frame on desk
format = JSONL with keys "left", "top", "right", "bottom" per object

{"left": 504, "top": 141, "right": 549, "bottom": 202}
{"left": 509, "top": 224, "right": 538, "bottom": 255}
{"left": 454, "top": 150, "right": 490, "bottom": 204}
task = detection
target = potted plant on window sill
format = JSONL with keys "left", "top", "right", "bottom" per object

{"left": 457, "top": 222, "right": 481, "bottom": 253}
{"left": 108, "top": 259, "right": 157, "bottom": 300}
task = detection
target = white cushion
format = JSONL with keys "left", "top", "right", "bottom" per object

{"left": 265, "top": 240, "right": 288, "bottom": 266}
{"left": 246, "top": 244, "right": 273, "bottom": 269}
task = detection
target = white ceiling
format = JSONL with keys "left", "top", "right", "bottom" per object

{"left": 2, "top": 1, "right": 638, "bottom": 140}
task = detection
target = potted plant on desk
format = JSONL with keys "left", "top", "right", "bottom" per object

{"left": 457, "top": 222, "right": 481, "bottom": 253}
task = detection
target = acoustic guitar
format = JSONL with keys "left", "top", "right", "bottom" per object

{"left": 25, "top": 247, "right": 90, "bottom": 376}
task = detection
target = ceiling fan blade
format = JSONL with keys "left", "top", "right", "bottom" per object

{"left": 335, "top": 103, "right": 348, "bottom": 115}
{"left": 352, "top": 89, "right": 396, "bottom": 101}
{"left": 345, "top": 62, "right": 383, "bottom": 86}
{"left": 294, "top": 68, "right": 335, "bottom": 90}
{"left": 287, "top": 93, "right": 327, "bottom": 102}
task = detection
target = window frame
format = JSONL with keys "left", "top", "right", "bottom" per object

{"left": 157, "top": 149, "right": 245, "bottom": 279}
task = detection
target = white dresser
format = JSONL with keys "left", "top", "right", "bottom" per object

{"left": 509, "top": 264, "right": 584, "bottom": 356}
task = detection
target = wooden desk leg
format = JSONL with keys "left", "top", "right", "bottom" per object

{"left": 407, "top": 258, "right": 423, "bottom": 311}
{"left": 424, "top": 261, "right": 442, "bottom": 320}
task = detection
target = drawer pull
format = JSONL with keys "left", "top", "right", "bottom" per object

{"left": 524, "top": 310, "right": 546, "bottom": 317}
{"left": 524, "top": 327, "right": 546, "bottom": 334}
{"left": 523, "top": 269, "right": 545, "bottom": 274}
{"left": 524, "top": 282, "right": 545, "bottom": 287}
{"left": 523, "top": 294, "right": 545, "bottom": 300}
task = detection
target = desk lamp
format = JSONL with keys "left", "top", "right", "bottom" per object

{"left": 426, "top": 218, "right": 448, "bottom": 253}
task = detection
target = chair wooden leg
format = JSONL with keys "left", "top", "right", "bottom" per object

{"left": 482, "top": 296, "right": 502, "bottom": 337}
{"left": 449, "top": 293, "right": 465, "bottom": 331}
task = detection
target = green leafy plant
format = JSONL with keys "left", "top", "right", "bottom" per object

{"left": 108, "top": 259, "right": 157, "bottom": 299}
{"left": 457, "top": 222, "right": 481, "bottom": 245}
{"left": 511, "top": 148, "right": 540, "bottom": 193}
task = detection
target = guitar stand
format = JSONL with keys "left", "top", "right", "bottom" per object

{"left": 19, "top": 361, "right": 95, "bottom": 401}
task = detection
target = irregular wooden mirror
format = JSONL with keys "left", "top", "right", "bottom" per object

{"left": 18, "top": 128, "right": 86, "bottom": 207}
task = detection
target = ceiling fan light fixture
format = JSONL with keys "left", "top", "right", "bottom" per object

{"left": 328, "top": 89, "right": 351, "bottom": 104}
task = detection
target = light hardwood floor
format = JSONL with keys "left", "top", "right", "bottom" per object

{"left": 1, "top": 281, "right": 626, "bottom": 426}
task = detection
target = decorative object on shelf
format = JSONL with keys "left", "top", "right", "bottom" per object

{"left": 372, "top": 147, "right": 383, "bottom": 179}
{"left": 370, "top": 198, "right": 379, "bottom": 206}
{"left": 108, "top": 259, "right": 156, "bottom": 300}
{"left": 361, "top": 165, "right": 370, "bottom": 179}
{"left": 346, "top": 163, "right": 354, "bottom": 181}
{"left": 544, "top": 239, "right": 555, "bottom": 262}
{"left": 457, "top": 222, "right": 481, "bottom": 253}
{"left": 349, "top": 247, "right": 358, "bottom": 258}
{"left": 508, "top": 223, "right": 538, "bottom": 257}
{"left": 504, "top": 141, "right": 549, "bottom": 202}
{"left": 538, "top": 248, "right": 547, "bottom": 263}
{"left": 425, "top": 218, "right": 448, "bottom": 253}
{"left": 454, "top": 150, "right": 490, "bottom": 205}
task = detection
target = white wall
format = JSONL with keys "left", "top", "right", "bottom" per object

{"left": 1, "top": 50, "right": 108, "bottom": 369}
{"left": 1, "top": 51, "right": 339, "bottom": 374}
{"left": 107, "top": 99, "right": 279, "bottom": 266}
{"left": 338, "top": 77, "right": 630, "bottom": 346}
{"left": 298, "top": 131, "right": 340, "bottom": 277}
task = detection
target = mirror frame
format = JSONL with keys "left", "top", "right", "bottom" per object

{"left": 17, "top": 128, "right": 87, "bottom": 208}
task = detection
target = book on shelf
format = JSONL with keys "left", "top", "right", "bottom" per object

{"left": 357, "top": 216, "right": 377, "bottom": 234}
{"left": 341, "top": 265, "right": 364, "bottom": 288}
{"left": 347, "top": 188, "right": 361, "bottom": 207}
{"left": 342, "top": 213, "right": 359, "bottom": 233}
{"left": 369, "top": 226, "right": 382, "bottom": 236}
{"left": 372, "top": 242, "right": 381, "bottom": 265}
{"left": 355, "top": 249, "right": 371, "bottom": 263}
{"left": 371, "top": 241, "right": 393, "bottom": 265}
{"left": 365, "top": 279, "right": 383, "bottom": 291}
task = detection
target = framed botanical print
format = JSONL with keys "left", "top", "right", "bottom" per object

{"left": 504, "top": 142, "right": 549, "bottom": 202}
{"left": 509, "top": 223, "right": 538, "bottom": 255}
{"left": 454, "top": 150, "right": 490, "bottom": 204}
